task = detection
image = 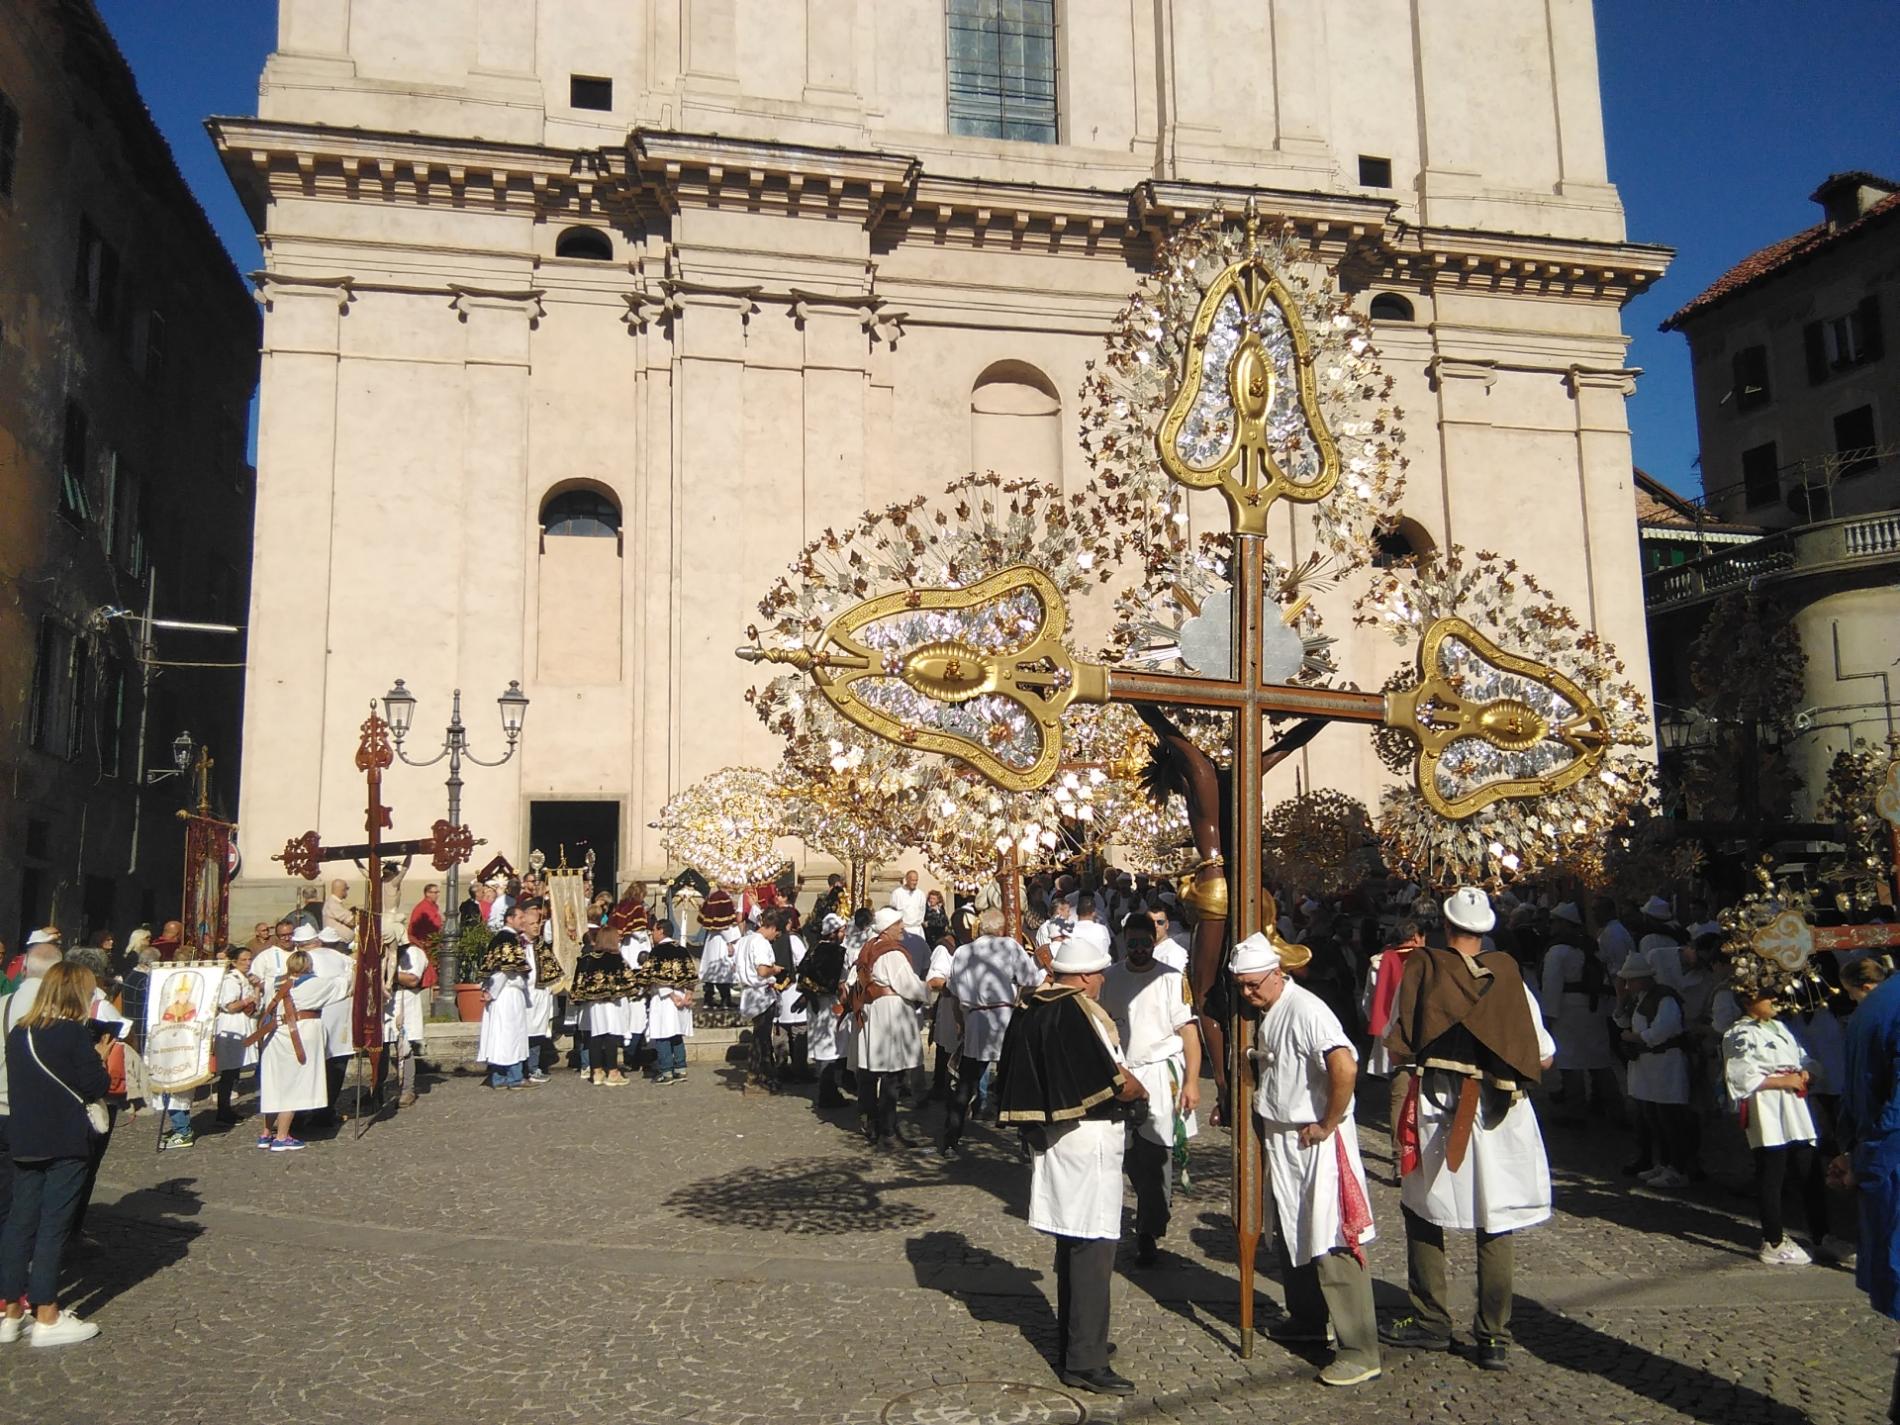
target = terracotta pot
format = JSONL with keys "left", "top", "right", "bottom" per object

{"left": 454, "top": 982, "right": 485, "bottom": 1023}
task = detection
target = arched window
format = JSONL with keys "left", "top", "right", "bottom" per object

{"left": 554, "top": 226, "right": 614, "bottom": 261}
{"left": 537, "top": 484, "right": 623, "bottom": 683}
{"left": 1369, "top": 293, "right": 1415, "bottom": 323}
{"left": 540, "top": 487, "right": 621, "bottom": 538}
{"left": 970, "top": 360, "right": 1061, "bottom": 480}
{"left": 1370, "top": 515, "right": 1436, "bottom": 568}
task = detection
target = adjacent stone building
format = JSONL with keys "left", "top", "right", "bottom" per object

{"left": 0, "top": 0, "right": 258, "bottom": 944}
{"left": 1653, "top": 172, "right": 1898, "bottom": 819}
{"left": 215, "top": 0, "right": 1668, "bottom": 907}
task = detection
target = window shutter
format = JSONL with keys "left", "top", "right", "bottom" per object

{"left": 1859, "top": 294, "right": 1884, "bottom": 364}
{"left": 1803, "top": 321, "right": 1828, "bottom": 384}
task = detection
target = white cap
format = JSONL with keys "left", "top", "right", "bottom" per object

{"left": 1442, "top": 887, "right": 1497, "bottom": 935}
{"left": 291, "top": 925, "right": 320, "bottom": 945}
{"left": 1049, "top": 936, "right": 1111, "bottom": 974}
{"left": 1689, "top": 921, "right": 1723, "bottom": 941}
{"left": 1616, "top": 948, "right": 1657, "bottom": 980}
{"left": 24, "top": 929, "right": 58, "bottom": 947}
{"left": 1641, "top": 895, "right": 1674, "bottom": 921}
{"left": 1229, "top": 932, "right": 1281, "bottom": 976}
{"left": 872, "top": 907, "right": 905, "bottom": 934}
{"left": 1550, "top": 902, "right": 1584, "bottom": 927}
{"left": 317, "top": 926, "right": 349, "bottom": 945}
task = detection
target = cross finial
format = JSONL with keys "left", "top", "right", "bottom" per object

{"left": 1243, "top": 194, "right": 1260, "bottom": 245}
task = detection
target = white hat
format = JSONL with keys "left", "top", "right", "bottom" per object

{"left": 317, "top": 926, "right": 349, "bottom": 945}
{"left": 291, "top": 924, "right": 320, "bottom": 945}
{"left": 1442, "top": 887, "right": 1497, "bottom": 934}
{"left": 1616, "top": 949, "right": 1656, "bottom": 980}
{"left": 1049, "top": 936, "right": 1111, "bottom": 974}
{"left": 872, "top": 906, "right": 905, "bottom": 934}
{"left": 1689, "top": 921, "right": 1723, "bottom": 941}
{"left": 1229, "top": 932, "right": 1281, "bottom": 977}
{"left": 1550, "top": 901, "right": 1585, "bottom": 926}
{"left": 821, "top": 913, "right": 846, "bottom": 934}
{"left": 1641, "top": 895, "right": 1674, "bottom": 921}
{"left": 24, "top": 929, "right": 58, "bottom": 947}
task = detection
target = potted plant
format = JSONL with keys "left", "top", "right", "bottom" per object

{"left": 454, "top": 920, "right": 491, "bottom": 1022}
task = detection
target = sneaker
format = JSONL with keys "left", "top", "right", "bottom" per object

{"left": 606, "top": 1071, "right": 629, "bottom": 1086}
{"left": 1758, "top": 1238, "right": 1811, "bottom": 1266}
{"left": 1635, "top": 1164, "right": 1669, "bottom": 1183}
{"left": 588, "top": 1070, "right": 605, "bottom": 1086}
{"left": 1645, "top": 1167, "right": 1690, "bottom": 1189}
{"left": 255, "top": 1134, "right": 274, "bottom": 1150}
{"left": 1471, "top": 1336, "right": 1511, "bottom": 1372}
{"left": 527, "top": 1074, "right": 550, "bottom": 1085}
{"left": 397, "top": 1093, "right": 418, "bottom": 1108}
{"left": 164, "top": 1133, "right": 194, "bottom": 1151}
{"left": 1317, "top": 1359, "right": 1381, "bottom": 1387}
{"left": 1379, "top": 1316, "right": 1452, "bottom": 1351}
{"left": 504, "top": 1084, "right": 526, "bottom": 1092}
{"left": 27, "top": 1311, "right": 97, "bottom": 1348}
{"left": 1818, "top": 1234, "right": 1859, "bottom": 1267}
{"left": 270, "top": 1136, "right": 307, "bottom": 1153}
{"left": 0, "top": 1315, "right": 29, "bottom": 1344}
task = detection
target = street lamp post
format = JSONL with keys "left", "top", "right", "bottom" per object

{"left": 383, "top": 679, "right": 529, "bottom": 1014}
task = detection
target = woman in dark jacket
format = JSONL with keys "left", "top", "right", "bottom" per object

{"left": 0, "top": 962, "right": 110, "bottom": 1346}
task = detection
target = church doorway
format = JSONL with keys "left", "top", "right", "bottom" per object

{"left": 528, "top": 800, "right": 620, "bottom": 898}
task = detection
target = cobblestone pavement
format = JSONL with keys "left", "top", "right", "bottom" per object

{"left": 5, "top": 1059, "right": 1890, "bottom": 1425}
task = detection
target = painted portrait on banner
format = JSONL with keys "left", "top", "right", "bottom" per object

{"left": 142, "top": 963, "right": 222, "bottom": 1094}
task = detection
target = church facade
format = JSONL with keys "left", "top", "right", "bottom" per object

{"left": 217, "top": 0, "right": 1667, "bottom": 908}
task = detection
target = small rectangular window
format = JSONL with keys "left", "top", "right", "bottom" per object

{"left": 1741, "top": 440, "right": 1780, "bottom": 509}
{"left": 1806, "top": 296, "right": 1886, "bottom": 382}
{"left": 1730, "top": 344, "right": 1770, "bottom": 411}
{"left": 569, "top": 74, "right": 613, "bottom": 111}
{"left": 102, "top": 663, "right": 126, "bottom": 778}
{"left": 947, "top": 0, "right": 1059, "bottom": 144}
{"left": 29, "top": 620, "right": 77, "bottom": 756}
{"left": 144, "top": 309, "right": 166, "bottom": 383}
{"left": 1358, "top": 155, "right": 1392, "bottom": 188}
{"left": 1833, "top": 404, "right": 1878, "bottom": 477}
{"left": 0, "top": 87, "right": 19, "bottom": 199}
{"left": 59, "top": 401, "right": 90, "bottom": 525}
{"left": 100, "top": 448, "right": 118, "bottom": 553}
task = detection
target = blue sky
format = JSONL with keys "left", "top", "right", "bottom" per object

{"left": 97, "top": 1, "right": 1900, "bottom": 500}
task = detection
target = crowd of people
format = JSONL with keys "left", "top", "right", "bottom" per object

{"left": 2, "top": 859, "right": 1894, "bottom": 1414}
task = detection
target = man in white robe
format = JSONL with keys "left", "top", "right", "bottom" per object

{"left": 1231, "top": 934, "right": 1381, "bottom": 1388}
{"left": 735, "top": 910, "right": 784, "bottom": 1087}
{"left": 848, "top": 907, "right": 927, "bottom": 1147}
{"left": 307, "top": 927, "right": 357, "bottom": 1123}
{"left": 941, "top": 909, "right": 1044, "bottom": 1155}
{"left": 257, "top": 951, "right": 352, "bottom": 1150}
{"left": 1100, "top": 918, "right": 1199, "bottom": 1266}
{"left": 888, "top": 870, "right": 928, "bottom": 935}
{"left": 1381, "top": 887, "right": 1555, "bottom": 1372}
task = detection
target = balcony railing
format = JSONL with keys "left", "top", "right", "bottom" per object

{"left": 1645, "top": 511, "right": 1900, "bottom": 610}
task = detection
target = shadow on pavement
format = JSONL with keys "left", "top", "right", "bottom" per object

{"left": 66, "top": 1177, "right": 205, "bottom": 1319}
{"left": 905, "top": 1229, "right": 1059, "bottom": 1373}
{"left": 660, "top": 1154, "right": 934, "bottom": 1234}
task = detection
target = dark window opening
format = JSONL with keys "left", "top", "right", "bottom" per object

{"left": 1805, "top": 295, "right": 1884, "bottom": 382}
{"left": 1741, "top": 440, "right": 1780, "bottom": 509}
{"left": 1833, "top": 405, "right": 1878, "bottom": 477}
{"left": 570, "top": 74, "right": 613, "bottom": 111}
{"left": 1368, "top": 293, "right": 1414, "bottom": 323}
{"left": 102, "top": 662, "right": 126, "bottom": 778}
{"left": 59, "top": 401, "right": 89, "bottom": 526}
{"left": 1358, "top": 155, "right": 1392, "bottom": 188}
{"left": 541, "top": 487, "right": 622, "bottom": 538}
{"left": 947, "top": 0, "right": 1058, "bottom": 144}
{"left": 1369, "top": 517, "right": 1434, "bottom": 569}
{"left": 29, "top": 620, "right": 78, "bottom": 757}
{"left": 0, "top": 87, "right": 19, "bottom": 198}
{"left": 554, "top": 226, "right": 614, "bottom": 261}
{"left": 1730, "top": 343, "right": 1770, "bottom": 411}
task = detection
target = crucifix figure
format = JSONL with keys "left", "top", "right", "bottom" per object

{"left": 274, "top": 705, "right": 480, "bottom": 1124}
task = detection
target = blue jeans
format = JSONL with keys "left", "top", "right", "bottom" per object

{"left": 167, "top": 1108, "right": 191, "bottom": 1136}
{"left": 625, "top": 1033, "right": 646, "bottom": 1075}
{"left": 653, "top": 1036, "right": 684, "bottom": 1076}
{"left": 0, "top": 1155, "right": 89, "bottom": 1307}
{"left": 492, "top": 1060, "right": 525, "bottom": 1088}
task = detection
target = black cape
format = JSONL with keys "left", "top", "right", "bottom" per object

{"left": 995, "top": 984, "right": 1125, "bottom": 1125}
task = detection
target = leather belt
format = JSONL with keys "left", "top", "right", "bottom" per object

{"left": 1444, "top": 1077, "right": 1480, "bottom": 1172}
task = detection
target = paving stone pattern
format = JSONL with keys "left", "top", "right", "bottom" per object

{"left": 4, "top": 1062, "right": 1889, "bottom": 1425}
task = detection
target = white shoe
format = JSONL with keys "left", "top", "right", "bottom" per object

{"left": 1818, "top": 1234, "right": 1858, "bottom": 1266}
{"left": 1758, "top": 1239, "right": 1812, "bottom": 1266}
{"left": 0, "top": 1315, "right": 29, "bottom": 1344}
{"left": 1635, "top": 1164, "right": 1669, "bottom": 1183}
{"left": 28, "top": 1310, "right": 99, "bottom": 1347}
{"left": 1645, "top": 1167, "right": 1690, "bottom": 1189}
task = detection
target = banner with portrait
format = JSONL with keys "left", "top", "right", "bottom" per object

{"left": 547, "top": 869, "right": 589, "bottom": 990}
{"left": 142, "top": 961, "right": 223, "bottom": 1095}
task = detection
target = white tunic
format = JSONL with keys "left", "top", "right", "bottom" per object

{"left": 1538, "top": 941, "right": 1615, "bottom": 1072}
{"left": 888, "top": 883, "right": 928, "bottom": 931}
{"left": 476, "top": 972, "right": 531, "bottom": 1066}
{"left": 306, "top": 945, "right": 357, "bottom": 1059}
{"left": 1100, "top": 960, "right": 1197, "bottom": 1148}
{"left": 807, "top": 994, "right": 843, "bottom": 1061}
{"left": 1597, "top": 920, "right": 1636, "bottom": 977}
{"left": 258, "top": 974, "right": 350, "bottom": 1113}
{"left": 776, "top": 937, "right": 809, "bottom": 1026}
{"left": 1027, "top": 1003, "right": 1127, "bottom": 1241}
{"left": 1722, "top": 1017, "right": 1819, "bottom": 1149}
{"left": 382, "top": 945, "right": 429, "bottom": 1047}
{"left": 925, "top": 942, "right": 958, "bottom": 1056}
{"left": 524, "top": 929, "right": 555, "bottom": 1039}
{"left": 699, "top": 927, "right": 738, "bottom": 984}
{"left": 851, "top": 948, "right": 927, "bottom": 1072}
{"left": 1626, "top": 993, "right": 1690, "bottom": 1104}
{"left": 1400, "top": 982, "right": 1554, "bottom": 1235}
{"left": 646, "top": 957, "right": 695, "bottom": 1039}
{"left": 251, "top": 946, "right": 289, "bottom": 1005}
{"left": 949, "top": 935, "right": 1043, "bottom": 1062}
{"left": 621, "top": 938, "right": 650, "bottom": 1038}
{"left": 213, "top": 968, "right": 259, "bottom": 1072}
{"left": 734, "top": 931, "right": 781, "bottom": 1019}
{"left": 1252, "top": 982, "right": 1375, "bottom": 1265}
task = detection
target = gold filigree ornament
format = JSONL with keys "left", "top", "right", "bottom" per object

{"left": 1878, "top": 752, "right": 1900, "bottom": 829}
{"left": 1155, "top": 214, "right": 1340, "bottom": 537}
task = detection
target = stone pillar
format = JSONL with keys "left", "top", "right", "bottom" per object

{"left": 1269, "top": 0, "right": 1333, "bottom": 163}
{"left": 804, "top": 0, "right": 860, "bottom": 105}
{"left": 1566, "top": 367, "right": 1652, "bottom": 697}
{"left": 683, "top": 0, "right": 739, "bottom": 88}
{"left": 235, "top": 278, "right": 348, "bottom": 889}
{"left": 1545, "top": 0, "right": 1617, "bottom": 205}
{"left": 454, "top": 289, "right": 539, "bottom": 855}
{"left": 799, "top": 304, "right": 870, "bottom": 543}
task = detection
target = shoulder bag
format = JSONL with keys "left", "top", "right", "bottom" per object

{"left": 24, "top": 1026, "right": 111, "bottom": 1137}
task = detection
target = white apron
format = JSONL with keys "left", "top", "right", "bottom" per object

{"left": 213, "top": 968, "right": 258, "bottom": 1071}
{"left": 306, "top": 946, "right": 356, "bottom": 1059}
{"left": 259, "top": 975, "right": 350, "bottom": 1113}
{"left": 476, "top": 973, "right": 531, "bottom": 1066}
{"left": 1028, "top": 1118, "right": 1126, "bottom": 1239}
{"left": 807, "top": 995, "right": 843, "bottom": 1062}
